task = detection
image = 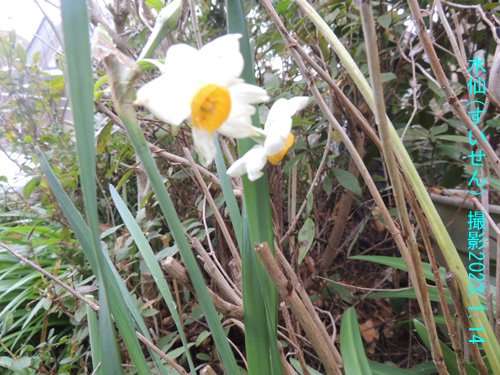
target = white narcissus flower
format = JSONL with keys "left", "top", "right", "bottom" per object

{"left": 227, "top": 96, "right": 309, "bottom": 181}
{"left": 134, "top": 34, "right": 269, "bottom": 165}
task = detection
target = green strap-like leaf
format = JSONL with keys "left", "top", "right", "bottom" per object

{"left": 340, "top": 307, "right": 373, "bottom": 375}
{"left": 115, "top": 88, "right": 240, "bottom": 375}
{"left": 38, "top": 150, "right": 161, "bottom": 374}
{"left": 110, "top": 185, "right": 196, "bottom": 373}
{"left": 60, "top": 1, "right": 123, "bottom": 373}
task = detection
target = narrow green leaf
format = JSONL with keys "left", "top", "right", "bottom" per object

{"left": 366, "top": 286, "right": 452, "bottom": 304}
{"left": 377, "top": 14, "right": 392, "bottom": 29}
{"left": 23, "top": 177, "right": 40, "bottom": 200}
{"left": 110, "top": 185, "right": 196, "bottom": 373}
{"left": 86, "top": 296, "right": 101, "bottom": 375}
{"left": 349, "top": 255, "right": 445, "bottom": 284}
{"left": 290, "top": 357, "right": 324, "bottom": 374}
{"left": 340, "top": 307, "right": 373, "bottom": 375}
{"left": 226, "top": 0, "right": 281, "bottom": 373}
{"left": 369, "top": 360, "right": 420, "bottom": 374}
{"left": 60, "top": 1, "right": 123, "bottom": 372}
{"left": 214, "top": 138, "right": 243, "bottom": 247}
{"left": 37, "top": 150, "right": 160, "bottom": 374}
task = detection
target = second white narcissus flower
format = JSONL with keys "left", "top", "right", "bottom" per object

{"left": 134, "top": 34, "right": 269, "bottom": 165}
{"left": 227, "top": 96, "right": 309, "bottom": 181}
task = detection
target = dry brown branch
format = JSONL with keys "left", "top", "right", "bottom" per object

{"left": 359, "top": 2, "right": 447, "bottom": 372}
{"left": 161, "top": 256, "right": 244, "bottom": 320}
{"left": 255, "top": 242, "right": 343, "bottom": 375}
{"left": 407, "top": 0, "right": 500, "bottom": 178}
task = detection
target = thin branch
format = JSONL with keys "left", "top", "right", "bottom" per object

{"left": 0, "top": 242, "right": 99, "bottom": 311}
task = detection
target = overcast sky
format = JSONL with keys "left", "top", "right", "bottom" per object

{"left": 0, "top": 0, "right": 60, "bottom": 40}
{"left": 0, "top": 1, "right": 51, "bottom": 184}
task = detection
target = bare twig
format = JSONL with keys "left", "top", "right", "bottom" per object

{"left": 407, "top": 0, "right": 500, "bottom": 178}
{"left": 183, "top": 147, "right": 242, "bottom": 272}
{"left": 359, "top": 2, "right": 447, "bottom": 372}
{"left": 192, "top": 238, "right": 243, "bottom": 305}
{"left": 0, "top": 242, "right": 99, "bottom": 311}
{"left": 255, "top": 242, "right": 343, "bottom": 375}
{"left": 281, "top": 302, "right": 311, "bottom": 375}
{"left": 0, "top": 242, "right": 188, "bottom": 373}
{"left": 187, "top": 0, "right": 202, "bottom": 49}
{"left": 161, "top": 256, "right": 244, "bottom": 320}
{"left": 136, "top": 331, "right": 189, "bottom": 375}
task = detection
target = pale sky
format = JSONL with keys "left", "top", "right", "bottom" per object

{"left": 0, "top": 0, "right": 59, "bottom": 40}
{"left": 0, "top": 1, "right": 55, "bottom": 185}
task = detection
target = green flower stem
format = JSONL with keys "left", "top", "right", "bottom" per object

{"left": 138, "top": 0, "right": 182, "bottom": 60}
{"left": 294, "top": 0, "right": 500, "bottom": 371}
{"left": 121, "top": 114, "right": 238, "bottom": 374}
{"left": 226, "top": 0, "right": 282, "bottom": 374}
{"left": 105, "top": 60, "right": 239, "bottom": 373}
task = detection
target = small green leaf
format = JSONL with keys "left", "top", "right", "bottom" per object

{"left": 0, "top": 356, "right": 13, "bottom": 368}
{"left": 326, "top": 276, "right": 355, "bottom": 304}
{"left": 283, "top": 153, "right": 303, "bottom": 173}
{"left": 24, "top": 135, "right": 32, "bottom": 143}
{"left": 49, "top": 76, "right": 65, "bottom": 91}
{"left": 430, "top": 124, "right": 448, "bottom": 136}
{"left": 377, "top": 14, "right": 392, "bottom": 29}
{"left": 277, "top": 0, "right": 291, "bottom": 14}
{"left": 196, "top": 330, "right": 211, "bottom": 346}
{"left": 323, "top": 176, "right": 333, "bottom": 194}
{"left": 24, "top": 177, "right": 41, "bottom": 199}
{"left": 146, "top": 0, "right": 164, "bottom": 12}
{"left": 438, "top": 135, "right": 468, "bottom": 142}
{"left": 332, "top": 168, "right": 362, "bottom": 196}
{"left": 97, "top": 121, "right": 113, "bottom": 154}
{"left": 298, "top": 218, "right": 314, "bottom": 264}
{"left": 380, "top": 72, "right": 397, "bottom": 83}
{"left": 306, "top": 193, "right": 314, "bottom": 214}
{"left": 12, "top": 357, "right": 30, "bottom": 370}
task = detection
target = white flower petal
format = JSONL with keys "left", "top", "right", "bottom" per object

{"left": 200, "top": 34, "right": 244, "bottom": 86}
{"left": 192, "top": 127, "right": 217, "bottom": 166}
{"left": 227, "top": 145, "right": 267, "bottom": 181}
{"left": 135, "top": 74, "right": 192, "bottom": 125}
{"left": 264, "top": 124, "right": 290, "bottom": 156}
{"left": 264, "top": 97, "right": 308, "bottom": 155}
{"left": 135, "top": 44, "right": 205, "bottom": 125}
{"left": 228, "top": 81, "right": 270, "bottom": 104}
{"left": 162, "top": 43, "right": 201, "bottom": 75}
{"left": 264, "top": 97, "right": 309, "bottom": 131}
{"left": 218, "top": 116, "right": 258, "bottom": 139}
